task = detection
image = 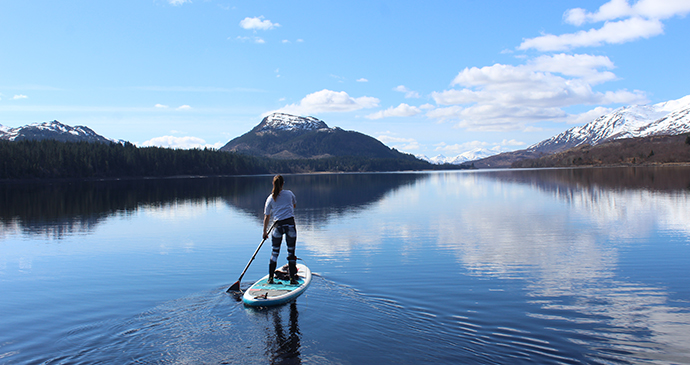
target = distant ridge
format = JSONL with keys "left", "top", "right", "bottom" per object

{"left": 417, "top": 149, "right": 495, "bottom": 165}
{"left": 513, "top": 134, "right": 690, "bottom": 168}
{"left": 0, "top": 120, "right": 115, "bottom": 144}
{"left": 529, "top": 95, "right": 690, "bottom": 154}
{"left": 472, "top": 94, "right": 690, "bottom": 168}
{"left": 221, "top": 113, "right": 419, "bottom": 161}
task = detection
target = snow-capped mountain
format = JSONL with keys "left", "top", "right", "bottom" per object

{"left": 416, "top": 154, "right": 448, "bottom": 164}
{"left": 221, "top": 113, "right": 417, "bottom": 161}
{"left": 0, "top": 120, "right": 114, "bottom": 144}
{"left": 257, "top": 113, "right": 330, "bottom": 133}
{"left": 529, "top": 95, "right": 690, "bottom": 154}
{"left": 418, "top": 148, "right": 499, "bottom": 165}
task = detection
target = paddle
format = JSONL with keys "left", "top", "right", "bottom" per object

{"left": 227, "top": 223, "right": 276, "bottom": 293}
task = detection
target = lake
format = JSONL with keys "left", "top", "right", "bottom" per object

{"left": 1, "top": 167, "right": 689, "bottom": 364}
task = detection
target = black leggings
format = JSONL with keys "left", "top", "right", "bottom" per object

{"left": 270, "top": 217, "right": 296, "bottom": 263}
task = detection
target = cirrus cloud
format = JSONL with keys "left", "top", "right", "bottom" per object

{"left": 365, "top": 103, "right": 422, "bottom": 120}
{"left": 520, "top": 0, "right": 690, "bottom": 51}
{"left": 376, "top": 134, "right": 421, "bottom": 151}
{"left": 167, "top": 0, "right": 190, "bottom": 6}
{"left": 519, "top": 17, "right": 664, "bottom": 51}
{"left": 565, "top": 0, "right": 690, "bottom": 25}
{"left": 393, "top": 85, "right": 420, "bottom": 98}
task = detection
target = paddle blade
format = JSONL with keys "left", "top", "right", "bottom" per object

{"left": 227, "top": 281, "right": 241, "bottom": 292}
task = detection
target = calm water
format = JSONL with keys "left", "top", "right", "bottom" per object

{"left": 1, "top": 167, "right": 689, "bottom": 364}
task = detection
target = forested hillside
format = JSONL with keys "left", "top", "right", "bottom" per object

{"left": 0, "top": 140, "right": 454, "bottom": 180}
{"left": 0, "top": 140, "right": 268, "bottom": 179}
{"left": 512, "top": 134, "right": 690, "bottom": 168}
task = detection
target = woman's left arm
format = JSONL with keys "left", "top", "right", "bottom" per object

{"left": 263, "top": 215, "right": 271, "bottom": 239}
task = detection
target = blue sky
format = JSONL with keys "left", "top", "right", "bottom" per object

{"left": 1, "top": 0, "right": 689, "bottom": 158}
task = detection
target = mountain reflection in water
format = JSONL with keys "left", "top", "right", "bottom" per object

{"left": 0, "top": 173, "right": 424, "bottom": 239}
{"left": 1, "top": 167, "right": 689, "bottom": 364}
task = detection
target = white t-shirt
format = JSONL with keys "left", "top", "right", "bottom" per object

{"left": 264, "top": 190, "right": 296, "bottom": 221}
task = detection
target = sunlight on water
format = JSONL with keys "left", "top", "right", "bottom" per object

{"left": 1, "top": 168, "right": 689, "bottom": 364}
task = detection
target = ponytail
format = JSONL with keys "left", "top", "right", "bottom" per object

{"left": 272, "top": 175, "right": 284, "bottom": 200}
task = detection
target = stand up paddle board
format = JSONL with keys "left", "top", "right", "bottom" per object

{"left": 242, "top": 263, "right": 311, "bottom": 307}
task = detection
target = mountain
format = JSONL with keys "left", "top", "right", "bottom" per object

{"left": 472, "top": 94, "right": 690, "bottom": 168}
{"left": 529, "top": 95, "right": 690, "bottom": 154}
{"left": 220, "top": 113, "right": 418, "bottom": 161}
{"left": 0, "top": 120, "right": 115, "bottom": 144}
{"left": 416, "top": 154, "right": 449, "bottom": 164}
{"left": 419, "top": 148, "right": 497, "bottom": 165}
{"left": 513, "top": 134, "right": 690, "bottom": 168}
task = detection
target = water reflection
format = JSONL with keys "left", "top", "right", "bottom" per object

{"left": 478, "top": 166, "right": 690, "bottom": 192}
{"left": 474, "top": 167, "right": 690, "bottom": 237}
{"left": 250, "top": 302, "right": 302, "bottom": 365}
{"left": 222, "top": 173, "right": 425, "bottom": 227}
{"left": 0, "top": 173, "right": 425, "bottom": 239}
{"left": 2, "top": 167, "right": 689, "bottom": 364}
{"left": 428, "top": 168, "right": 690, "bottom": 364}
{"left": 0, "top": 178, "right": 249, "bottom": 238}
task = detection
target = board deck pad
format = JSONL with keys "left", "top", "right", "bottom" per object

{"left": 242, "top": 263, "right": 311, "bottom": 307}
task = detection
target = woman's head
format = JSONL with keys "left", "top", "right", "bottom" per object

{"left": 272, "top": 175, "right": 284, "bottom": 200}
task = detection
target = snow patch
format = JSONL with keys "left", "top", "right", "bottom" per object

{"left": 530, "top": 94, "right": 690, "bottom": 152}
{"left": 259, "top": 113, "right": 330, "bottom": 132}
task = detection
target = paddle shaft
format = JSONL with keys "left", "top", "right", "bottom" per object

{"left": 227, "top": 223, "right": 275, "bottom": 292}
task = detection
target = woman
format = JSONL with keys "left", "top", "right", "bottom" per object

{"left": 263, "top": 175, "right": 298, "bottom": 284}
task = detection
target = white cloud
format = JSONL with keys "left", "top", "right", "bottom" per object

{"left": 13, "top": 95, "right": 28, "bottom": 100}
{"left": 434, "top": 139, "right": 525, "bottom": 155}
{"left": 140, "top": 136, "right": 224, "bottom": 150}
{"left": 365, "top": 103, "right": 422, "bottom": 120}
{"left": 522, "top": 0, "right": 690, "bottom": 51}
{"left": 377, "top": 134, "right": 420, "bottom": 151}
{"left": 565, "top": 0, "right": 690, "bottom": 25}
{"left": 393, "top": 85, "right": 420, "bottom": 98}
{"left": 271, "top": 89, "right": 379, "bottom": 115}
{"left": 330, "top": 74, "right": 346, "bottom": 82}
{"left": 500, "top": 139, "right": 526, "bottom": 147}
{"left": 435, "top": 141, "right": 489, "bottom": 154}
{"left": 445, "top": 67, "right": 582, "bottom": 107}
{"left": 239, "top": 16, "right": 280, "bottom": 31}
{"left": 427, "top": 103, "right": 568, "bottom": 132}
{"left": 565, "top": 106, "right": 613, "bottom": 124}
{"left": 528, "top": 54, "right": 616, "bottom": 84}
{"left": 234, "top": 36, "right": 265, "bottom": 44}
{"left": 176, "top": 105, "right": 192, "bottom": 110}
{"left": 155, "top": 104, "right": 169, "bottom": 108}
{"left": 357, "top": 78, "right": 369, "bottom": 82}
{"left": 520, "top": 17, "right": 664, "bottom": 51}
{"left": 427, "top": 55, "right": 647, "bottom": 131}
{"left": 168, "top": 0, "right": 191, "bottom": 6}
